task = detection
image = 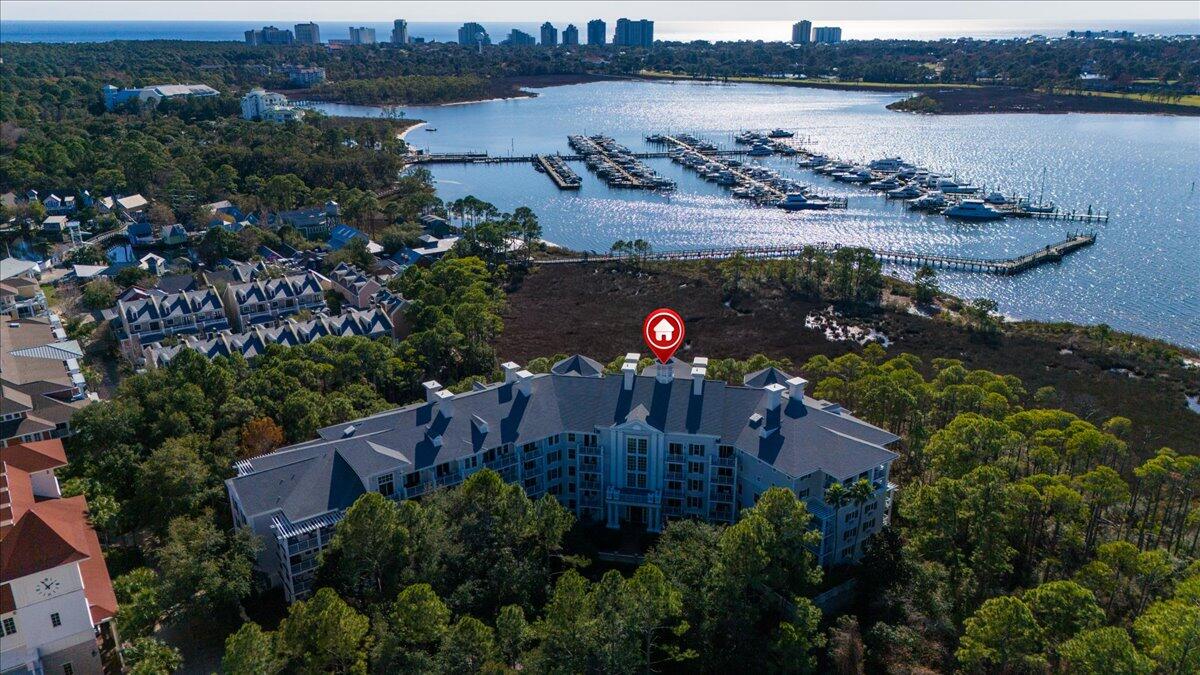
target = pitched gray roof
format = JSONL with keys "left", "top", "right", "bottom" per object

{"left": 228, "top": 356, "right": 899, "bottom": 524}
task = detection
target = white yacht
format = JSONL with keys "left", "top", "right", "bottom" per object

{"left": 983, "top": 191, "right": 1012, "bottom": 205}
{"left": 935, "top": 177, "right": 979, "bottom": 194}
{"left": 768, "top": 128, "right": 794, "bottom": 138}
{"left": 868, "top": 177, "right": 902, "bottom": 191}
{"left": 836, "top": 167, "right": 874, "bottom": 183}
{"left": 797, "top": 154, "right": 829, "bottom": 168}
{"left": 748, "top": 144, "right": 773, "bottom": 157}
{"left": 868, "top": 157, "right": 906, "bottom": 172}
{"left": 778, "top": 192, "right": 831, "bottom": 210}
{"left": 909, "top": 192, "right": 947, "bottom": 210}
{"left": 887, "top": 184, "right": 923, "bottom": 199}
{"left": 944, "top": 199, "right": 1005, "bottom": 221}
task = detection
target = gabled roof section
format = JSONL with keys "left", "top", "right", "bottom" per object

{"left": 0, "top": 439, "right": 68, "bottom": 473}
{"left": 9, "top": 340, "right": 84, "bottom": 361}
{"left": 0, "top": 499, "right": 89, "bottom": 582}
{"left": 743, "top": 366, "right": 794, "bottom": 388}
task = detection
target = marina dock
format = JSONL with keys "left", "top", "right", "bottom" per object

{"left": 536, "top": 233, "right": 1097, "bottom": 277}
{"left": 535, "top": 154, "right": 582, "bottom": 189}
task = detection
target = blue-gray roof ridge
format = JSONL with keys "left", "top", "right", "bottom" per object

{"left": 228, "top": 367, "right": 899, "bottom": 523}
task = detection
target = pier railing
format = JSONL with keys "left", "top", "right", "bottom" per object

{"left": 535, "top": 233, "right": 1097, "bottom": 277}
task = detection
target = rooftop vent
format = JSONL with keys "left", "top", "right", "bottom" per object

{"left": 502, "top": 361, "right": 521, "bottom": 384}
{"left": 787, "top": 376, "right": 808, "bottom": 400}
{"left": 423, "top": 380, "right": 443, "bottom": 402}
{"left": 622, "top": 361, "right": 637, "bottom": 390}
{"left": 691, "top": 357, "right": 707, "bottom": 396}
{"left": 341, "top": 425, "right": 356, "bottom": 438}
{"left": 763, "top": 383, "right": 786, "bottom": 411}
{"left": 433, "top": 388, "right": 455, "bottom": 418}
{"left": 515, "top": 369, "right": 534, "bottom": 397}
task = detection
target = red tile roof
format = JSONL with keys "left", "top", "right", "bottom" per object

{"left": 0, "top": 440, "right": 68, "bottom": 473}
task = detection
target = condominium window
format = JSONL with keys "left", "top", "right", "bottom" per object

{"left": 549, "top": 435, "right": 560, "bottom": 445}
{"left": 522, "top": 442, "right": 537, "bottom": 453}
{"left": 688, "top": 461, "right": 704, "bottom": 474}
{"left": 547, "top": 450, "right": 561, "bottom": 463}
{"left": 63, "top": 664, "right": 74, "bottom": 675}
{"left": 668, "top": 442, "right": 683, "bottom": 456}
{"left": 50, "top": 612, "right": 62, "bottom": 627}
{"left": 686, "top": 496, "right": 703, "bottom": 509}
{"left": 2, "top": 617, "right": 15, "bottom": 635}
{"left": 688, "top": 479, "right": 703, "bottom": 492}
{"left": 568, "top": 433, "right": 576, "bottom": 442}
{"left": 405, "top": 472, "right": 421, "bottom": 488}
{"left": 548, "top": 468, "right": 561, "bottom": 481}
{"left": 842, "top": 546, "right": 855, "bottom": 559}
{"left": 376, "top": 474, "right": 395, "bottom": 497}
{"left": 718, "top": 444, "right": 735, "bottom": 458}
{"left": 689, "top": 443, "right": 705, "bottom": 456}
{"left": 797, "top": 488, "right": 810, "bottom": 499}
{"left": 625, "top": 437, "right": 648, "bottom": 489}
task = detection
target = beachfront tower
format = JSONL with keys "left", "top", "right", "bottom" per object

{"left": 541, "top": 22, "right": 558, "bottom": 46}
{"left": 587, "top": 19, "right": 607, "bottom": 45}
{"left": 563, "top": 24, "right": 579, "bottom": 46}
{"left": 791, "top": 20, "right": 812, "bottom": 44}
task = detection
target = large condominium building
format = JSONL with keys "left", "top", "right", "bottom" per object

{"left": 540, "top": 22, "right": 558, "bottom": 46}
{"left": 227, "top": 354, "right": 898, "bottom": 601}
{"left": 101, "top": 84, "right": 218, "bottom": 111}
{"left": 294, "top": 22, "right": 321, "bottom": 45}
{"left": 792, "top": 20, "right": 812, "bottom": 44}
{"left": 109, "top": 287, "right": 229, "bottom": 354}
{"left": 457, "top": 22, "right": 490, "bottom": 47}
{"left": 241, "top": 89, "right": 305, "bottom": 123}
{"left": 562, "top": 24, "right": 580, "bottom": 46}
{"left": 391, "top": 19, "right": 409, "bottom": 44}
{"left": 222, "top": 271, "right": 329, "bottom": 331}
{"left": 1, "top": 316, "right": 92, "bottom": 448}
{"left": 814, "top": 26, "right": 843, "bottom": 44}
{"left": 349, "top": 26, "right": 376, "bottom": 45}
{"left": 0, "top": 440, "right": 118, "bottom": 674}
{"left": 613, "top": 18, "right": 654, "bottom": 48}
{"left": 587, "top": 19, "right": 607, "bottom": 45}
{"left": 504, "top": 30, "right": 536, "bottom": 46}
{"left": 244, "top": 25, "right": 294, "bottom": 46}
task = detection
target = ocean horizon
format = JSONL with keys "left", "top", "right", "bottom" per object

{"left": 2, "top": 18, "right": 1198, "bottom": 44}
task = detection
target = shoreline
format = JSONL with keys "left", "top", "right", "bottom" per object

{"left": 287, "top": 73, "right": 620, "bottom": 110}
{"left": 635, "top": 71, "right": 1200, "bottom": 116}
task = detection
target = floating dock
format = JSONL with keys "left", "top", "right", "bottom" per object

{"left": 537, "top": 233, "right": 1097, "bottom": 277}
{"left": 535, "top": 154, "right": 582, "bottom": 189}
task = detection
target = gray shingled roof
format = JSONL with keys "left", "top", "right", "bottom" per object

{"left": 228, "top": 358, "right": 899, "bottom": 524}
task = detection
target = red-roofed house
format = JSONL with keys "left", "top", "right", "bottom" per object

{"left": 0, "top": 440, "right": 118, "bottom": 675}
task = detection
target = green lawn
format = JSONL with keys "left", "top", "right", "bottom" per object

{"left": 1051, "top": 88, "right": 1200, "bottom": 108}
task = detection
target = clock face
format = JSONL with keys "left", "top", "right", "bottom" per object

{"left": 35, "top": 577, "right": 62, "bottom": 598}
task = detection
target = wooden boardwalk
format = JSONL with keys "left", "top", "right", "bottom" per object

{"left": 536, "top": 234, "right": 1097, "bottom": 276}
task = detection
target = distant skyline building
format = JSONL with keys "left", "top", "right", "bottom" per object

{"left": 458, "top": 22, "right": 490, "bottom": 46}
{"left": 294, "top": 22, "right": 320, "bottom": 45}
{"left": 562, "top": 24, "right": 579, "bottom": 46}
{"left": 791, "top": 20, "right": 812, "bottom": 44}
{"left": 813, "top": 26, "right": 843, "bottom": 44}
{"left": 244, "top": 25, "right": 293, "bottom": 46}
{"left": 504, "top": 29, "right": 536, "bottom": 46}
{"left": 391, "top": 19, "right": 409, "bottom": 44}
{"left": 349, "top": 26, "right": 376, "bottom": 45}
{"left": 614, "top": 18, "right": 654, "bottom": 48}
{"left": 540, "top": 21, "right": 558, "bottom": 46}
{"left": 587, "top": 19, "right": 606, "bottom": 45}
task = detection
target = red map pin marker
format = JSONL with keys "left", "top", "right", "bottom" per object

{"left": 643, "top": 308, "right": 685, "bottom": 364}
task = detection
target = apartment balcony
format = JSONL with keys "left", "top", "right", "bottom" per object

{"left": 580, "top": 479, "right": 602, "bottom": 492}
{"left": 709, "top": 488, "right": 734, "bottom": 502}
{"left": 486, "top": 453, "right": 518, "bottom": 471}
{"left": 711, "top": 473, "right": 734, "bottom": 485}
{"left": 666, "top": 469, "right": 685, "bottom": 480}
{"left": 578, "top": 444, "right": 601, "bottom": 456}
{"left": 664, "top": 503, "right": 684, "bottom": 517}
{"left": 607, "top": 486, "right": 660, "bottom": 506}
{"left": 407, "top": 481, "right": 435, "bottom": 497}
{"left": 663, "top": 488, "right": 685, "bottom": 499}
{"left": 435, "top": 471, "right": 464, "bottom": 487}
{"left": 579, "top": 493, "right": 602, "bottom": 508}
{"left": 712, "top": 456, "right": 736, "bottom": 468}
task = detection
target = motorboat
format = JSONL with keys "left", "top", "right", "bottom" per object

{"left": 944, "top": 199, "right": 1005, "bottom": 221}
{"left": 868, "top": 177, "right": 902, "bottom": 191}
{"left": 868, "top": 157, "right": 906, "bottom": 172}
{"left": 937, "top": 177, "right": 980, "bottom": 194}
{"left": 835, "top": 168, "right": 874, "bottom": 183}
{"left": 797, "top": 154, "right": 829, "bottom": 168}
{"left": 777, "top": 192, "right": 831, "bottom": 210}
{"left": 909, "top": 192, "right": 947, "bottom": 210}
{"left": 886, "top": 184, "right": 924, "bottom": 199}
{"left": 983, "top": 191, "right": 1012, "bottom": 205}
{"left": 768, "top": 128, "right": 795, "bottom": 138}
{"left": 748, "top": 144, "right": 773, "bottom": 157}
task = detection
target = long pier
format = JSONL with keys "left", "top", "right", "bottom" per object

{"left": 408, "top": 149, "right": 750, "bottom": 165}
{"left": 535, "top": 155, "right": 582, "bottom": 189}
{"left": 536, "top": 234, "right": 1096, "bottom": 276}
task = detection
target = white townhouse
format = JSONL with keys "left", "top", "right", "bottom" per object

{"left": 226, "top": 354, "right": 899, "bottom": 602}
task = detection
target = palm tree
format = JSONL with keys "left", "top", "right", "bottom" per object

{"left": 824, "top": 482, "right": 850, "bottom": 565}
{"left": 849, "top": 478, "right": 876, "bottom": 553}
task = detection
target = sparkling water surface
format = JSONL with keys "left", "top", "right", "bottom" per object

{"left": 312, "top": 81, "right": 1198, "bottom": 348}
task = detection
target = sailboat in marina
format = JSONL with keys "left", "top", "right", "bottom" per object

{"left": 1022, "top": 167, "right": 1056, "bottom": 213}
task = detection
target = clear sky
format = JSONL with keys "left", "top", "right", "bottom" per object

{"left": 3, "top": 0, "right": 1198, "bottom": 22}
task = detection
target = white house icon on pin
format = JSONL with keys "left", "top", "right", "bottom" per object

{"left": 653, "top": 318, "right": 675, "bottom": 342}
